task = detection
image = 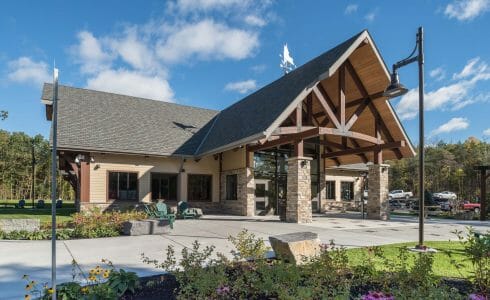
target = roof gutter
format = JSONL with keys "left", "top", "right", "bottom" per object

{"left": 195, "top": 132, "right": 266, "bottom": 158}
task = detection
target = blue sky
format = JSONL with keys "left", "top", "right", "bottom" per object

{"left": 1, "top": 0, "right": 489, "bottom": 144}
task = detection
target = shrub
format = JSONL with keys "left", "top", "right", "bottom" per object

{"left": 452, "top": 228, "right": 490, "bottom": 295}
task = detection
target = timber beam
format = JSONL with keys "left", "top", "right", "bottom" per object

{"left": 322, "top": 141, "right": 405, "bottom": 159}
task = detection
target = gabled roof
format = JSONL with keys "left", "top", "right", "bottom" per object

{"left": 195, "top": 31, "right": 365, "bottom": 156}
{"left": 42, "top": 29, "right": 414, "bottom": 160}
{"left": 41, "top": 84, "right": 218, "bottom": 156}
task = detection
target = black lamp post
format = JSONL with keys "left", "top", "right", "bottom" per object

{"left": 383, "top": 26, "right": 425, "bottom": 248}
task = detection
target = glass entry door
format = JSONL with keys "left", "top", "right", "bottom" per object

{"left": 254, "top": 179, "right": 269, "bottom": 211}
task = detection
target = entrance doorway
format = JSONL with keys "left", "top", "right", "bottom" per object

{"left": 151, "top": 173, "right": 177, "bottom": 202}
{"left": 254, "top": 179, "right": 269, "bottom": 212}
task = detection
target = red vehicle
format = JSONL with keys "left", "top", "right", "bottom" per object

{"left": 461, "top": 202, "right": 481, "bottom": 213}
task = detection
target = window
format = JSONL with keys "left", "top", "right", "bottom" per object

{"left": 226, "top": 174, "right": 238, "bottom": 200}
{"left": 326, "top": 181, "right": 336, "bottom": 200}
{"left": 108, "top": 172, "right": 138, "bottom": 201}
{"left": 151, "top": 173, "right": 177, "bottom": 201}
{"left": 341, "top": 181, "right": 354, "bottom": 201}
{"left": 188, "top": 174, "right": 212, "bottom": 202}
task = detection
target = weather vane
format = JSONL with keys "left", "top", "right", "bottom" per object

{"left": 280, "top": 43, "right": 296, "bottom": 74}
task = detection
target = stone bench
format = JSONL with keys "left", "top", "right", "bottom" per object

{"left": 0, "top": 219, "right": 40, "bottom": 233}
{"left": 269, "top": 232, "right": 321, "bottom": 265}
{"left": 122, "top": 219, "right": 171, "bottom": 236}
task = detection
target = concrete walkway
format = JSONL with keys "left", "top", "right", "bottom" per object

{"left": 1, "top": 213, "right": 488, "bottom": 299}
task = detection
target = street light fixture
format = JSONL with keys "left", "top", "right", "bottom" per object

{"left": 383, "top": 26, "right": 426, "bottom": 249}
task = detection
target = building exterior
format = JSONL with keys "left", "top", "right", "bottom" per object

{"left": 41, "top": 30, "right": 414, "bottom": 222}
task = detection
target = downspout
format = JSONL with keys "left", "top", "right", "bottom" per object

{"left": 179, "top": 156, "right": 185, "bottom": 202}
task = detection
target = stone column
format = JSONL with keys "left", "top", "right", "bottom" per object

{"left": 367, "top": 164, "right": 390, "bottom": 220}
{"left": 286, "top": 157, "right": 312, "bottom": 223}
{"left": 220, "top": 168, "right": 254, "bottom": 216}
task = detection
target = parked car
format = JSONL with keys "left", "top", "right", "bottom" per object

{"left": 388, "top": 190, "right": 413, "bottom": 200}
{"left": 439, "top": 200, "right": 452, "bottom": 211}
{"left": 433, "top": 191, "right": 457, "bottom": 200}
{"left": 461, "top": 201, "right": 481, "bottom": 213}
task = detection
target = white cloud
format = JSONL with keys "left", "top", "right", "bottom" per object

{"left": 396, "top": 57, "right": 490, "bottom": 120}
{"left": 224, "top": 79, "right": 257, "bottom": 94}
{"left": 157, "top": 19, "right": 259, "bottom": 63}
{"left": 444, "top": 0, "right": 490, "bottom": 21}
{"left": 430, "top": 67, "right": 446, "bottom": 81}
{"left": 453, "top": 57, "right": 487, "bottom": 79}
{"left": 7, "top": 57, "right": 51, "bottom": 86}
{"left": 86, "top": 69, "right": 174, "bottom": 101}
{"left": 244, "top": 15, "right": 266, "bottom": 27}
{"left": 71, "top": 31, "right": 113, "bottom": 74}
{"left": 345, "top": 4, "right": 358, "bottom": 14}
{"left": 483, "top": 128, "right": 490, "bottom": 136}
{"left": 364, "top": 10, "right": 377, "bottom": 22}
{"left": 431, "top": 117, "right": 469, "bottom": 135}
{"left": 108, "top": 27, "right": 164, "bottom": 75}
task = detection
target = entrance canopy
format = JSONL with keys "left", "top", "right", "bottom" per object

{"left": 196, "top": 30, "right": 415, "bottom": 166}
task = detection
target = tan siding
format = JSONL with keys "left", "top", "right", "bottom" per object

{"left": 89, "top": 154, "right": 219, "bottom": 203}
{"left": 222, "top": 148, "right": 246, "bottom": 171}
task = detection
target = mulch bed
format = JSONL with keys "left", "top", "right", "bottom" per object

{"left": 120, "top": 272, "right": 476, "bottom": 300}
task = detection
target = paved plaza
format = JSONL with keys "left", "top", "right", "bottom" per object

{"left": 1, "top": 213, "right": 488, "bottom": 299}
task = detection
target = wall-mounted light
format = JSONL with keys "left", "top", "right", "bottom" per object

{"left": 94, "top": 164, "right": 100, "bottom": 170}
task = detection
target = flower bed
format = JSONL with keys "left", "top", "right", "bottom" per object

{"left": 0, "top": 209, "right": 147, "bottom": 240}
{"left": 23, "top": 228, "right": 489, "bottom": 299}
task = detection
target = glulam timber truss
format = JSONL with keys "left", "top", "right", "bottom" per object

{"left": 247, "top": 57, "right": 408, "bottom": 167}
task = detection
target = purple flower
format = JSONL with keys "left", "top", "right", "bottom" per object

{"left": 469, "top": 294, "right": 488, "bottom": 300}
{"left": 216, "top": 285, "right": 230, "bottom": 296}
{"left": 361, "top": 291, "right": 394, "bottom": 300}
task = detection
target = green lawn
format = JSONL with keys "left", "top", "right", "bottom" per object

{"left": 346, "top": 241, "right": 472, "bottom": 279}
{"left": 0, "top": 199, "right": 76, "bottom": 224}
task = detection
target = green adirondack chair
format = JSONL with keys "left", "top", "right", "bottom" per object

{"left": 177, "top": 201, "right": 201, "bottom": 219}
{"left": 155, "top": 202, "right": 176, "bottom": 229}
{"left": 143, "top": 203, "right": 157, "bottom": 218}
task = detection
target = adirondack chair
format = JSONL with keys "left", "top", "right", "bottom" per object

{"left": 155, "top": 202, "right": 176, "bottom": 229}
{"left": 143, "top": 204, "right": 157, "bottom": 218}
{"left": 177, "top": 201, "right": 201, "bottom": 219}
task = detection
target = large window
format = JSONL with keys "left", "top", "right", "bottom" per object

{"left": 326, "top": 181, "right": 336, "bottom": 200}
{"left": 341, "top": 181, "right": 354, "bottom": 201}
{"left": 151, "top": 173, "right": 177, "bottom": 201}
{"left": 226, "top": 174, "right": 238, "bottom": 200}
{"left": 188, "top": 174, "right": 212, "bottom": 202}
{"left": 108, "top": 172, "right": 138, "bottom": 201}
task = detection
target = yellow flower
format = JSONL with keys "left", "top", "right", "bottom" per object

{"left": 103, "top": 271, "right": 110, "bottom": 279}
{"left": 81, "top": 286, "right": 89, "bottom": 294}
{"left": 22, "top": 275, "right": 29, "bottom": 279}
{"left": 47, "top": 288, "right": 54, "bottom": 294}
{"left": 89, "top": 275, "right": 96, "bottom": 281}
{"left": 25, "top": 284, "right": 32, "bottom": 291}
{"left": 89, "top": 269, "right": 95, "bottom": 275}
{"left": 24, "top": 295, "right": 31, "bottom": 300}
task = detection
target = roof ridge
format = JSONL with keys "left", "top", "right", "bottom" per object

{"left": 41, "top": 83, "right": 220, "bottom": 113}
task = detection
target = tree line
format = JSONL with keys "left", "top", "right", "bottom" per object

{"left": 388, "top": 137, "right": 490, "bottom": 201}
{"left": 0, "top": 130, "right": 74, "bottom": 201}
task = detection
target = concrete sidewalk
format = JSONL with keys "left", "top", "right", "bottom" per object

{"left": 1, "top": 214, "right": 488, "bottom": 299}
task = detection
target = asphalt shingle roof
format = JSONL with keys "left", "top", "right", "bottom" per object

{"left": 195, "top": 31, "right": 364, "bottom": 155}
{"left": 41, "top": 84, "right": 219, "bottom": 156}
{"left": 42, "top": 30, "right": 365, "bottom": 157}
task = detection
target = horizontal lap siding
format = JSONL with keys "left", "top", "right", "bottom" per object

{"left": 89, "top": 154, "right": 219, "bottom": 203}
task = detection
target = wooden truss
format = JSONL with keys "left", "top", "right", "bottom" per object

{"left": 247, "top": 60, "right": 407, "bottom": 166}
